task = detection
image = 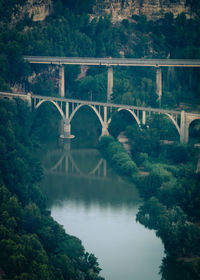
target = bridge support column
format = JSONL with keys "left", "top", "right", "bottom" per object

{"left": 101, "top": 125, "right": 109, "bottom": 137}
{"left": 26, "top": 92, "right": 32, "bottom": 109}
{"left": 101, "top": 106, "right": 109, "bottom": 137}
{"left": 60, "top": 120, "right": 75, "bottom": 139}
{"left": 156, "top": 67, "right": 162, "bottom": 107}
{"left": 59, "top": 65, "right": 65, "bottom": 97}
{"left": 142, "top": 111, "right": 146, "bottom": 125}
{"left": 180, "top": 110, "right": 189, "bottom": 143}
{"left": 107, "top": 66, "right": 113, "bottom": 102}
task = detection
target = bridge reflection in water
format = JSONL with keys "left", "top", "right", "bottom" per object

{"left": 40, "top": 140, "right": 140, "bottom": 209}
{"left": 43, "top": 141, "right": 107, "bottom": 179}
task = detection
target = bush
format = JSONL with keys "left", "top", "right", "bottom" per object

{"left": 98, "top": 136, "right": 138, "bottom": 176}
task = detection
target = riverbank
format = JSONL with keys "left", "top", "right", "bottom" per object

{"left": 98, "top": 135, "right": 200, "bottom": 279}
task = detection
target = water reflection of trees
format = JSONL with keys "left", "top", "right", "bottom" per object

{"left": 40, "top": 171, "right": 140, "bottom": 209}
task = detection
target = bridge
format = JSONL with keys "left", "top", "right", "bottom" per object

{"left": 24, "top": 56, "right": 200, "bottom": 105}
{"left": 1, "top": 91, "right": 200, "bottom": 143}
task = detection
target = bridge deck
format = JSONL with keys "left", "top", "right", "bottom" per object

{"left": 32, "top": 94, "right": 182, "bottom": 115}
{"left": 24, "top": 56, "right": 200, "bottom": 67}
{"left": 1, "top": 91, "right": 200, "bottom": 116}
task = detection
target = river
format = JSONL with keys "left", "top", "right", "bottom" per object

{"left": 39, "top": 138, "right": 164, "bottom": 280}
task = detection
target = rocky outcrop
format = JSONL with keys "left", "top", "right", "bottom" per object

{"left": 27, "top": 0, "right": 52, "bottom": 21}
{"left": 15, "top": 0, "right": 53, "bottom": 22}
{"left": 92, "top": 0, "right": 194, "bottom": 22}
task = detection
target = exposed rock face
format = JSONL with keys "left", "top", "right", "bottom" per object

{"left": 92, "top": 0, "right": 194, "bottom": 21}
{"left": 16, "top": 0, "right": 53, "bottom": 22}
{"left": 27, "top": 0, "right": 52, "bottom": 21}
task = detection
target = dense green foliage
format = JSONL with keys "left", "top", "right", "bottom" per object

{"left": 98, "top": 136, "right": 137, "bottom": 176}
{"left": 0, "top": 98, "right": 103, "bottom": 280}
{"left": 99, "top": 127, "right": 200, "bottom": 279}
{"left": 0, "top": 0, "right": 26, "bottom": 22}
{"left": 98, "top": 113, "right": 200, "bottom": 279}
{"left": 0, "top": 2, "right": 200, "bottom": 107}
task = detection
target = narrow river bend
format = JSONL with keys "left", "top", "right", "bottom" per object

{"left": 39, "top": 139, "right": 164, "bottom": 280}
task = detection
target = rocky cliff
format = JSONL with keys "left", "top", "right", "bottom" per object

{"left": 13, "top": 0, "right": 195, "bottom": 23}
{"left": 15, "top": 0, "right": 53, "bottom": 22}
{"left": 92, "top": 0, "right": 194, "bottom": 21}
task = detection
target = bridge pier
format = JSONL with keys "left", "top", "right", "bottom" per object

{"left": 156, "top": 67, "right": 162, "bottom": 107}
{"left": 142, "top": 111, "right": 146, "bottom": 125}
{"left": 107, "top": 66, "right": 113, "bottom": 102}
{"left": 60, "top": 120, "right": 75, "bottom": 139}
{"left": 59, "top": 65, "right": 65, "bottom": 97}
{"left": 180, "top": 110, "right": 189, "bottom": 143}
{"left": 101, "top": 106, "right": 109, "bottom": 137}
{"left": 26, "top": 93, "right": 32, "bottom": 108}
{"left": 101, "top": 125, "right": 109, "bottom": 137}
{"left": 59, "top": 65, "right": 65, "bottom": 136}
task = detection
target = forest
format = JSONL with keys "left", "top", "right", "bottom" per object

{"left": 0, "top": 0, "right": 200, "bottom": 279}
{"left": 0, "top": 98, "right": 104, "bottom": 279}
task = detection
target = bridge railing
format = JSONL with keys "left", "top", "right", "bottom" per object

{"left": 32, "top": 94, "right": 182, "bottom": 115}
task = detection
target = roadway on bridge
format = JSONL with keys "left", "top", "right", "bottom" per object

{"left": 24, "top": 56, "right": 200, "bottom": 67}
{"left": 31, "top": 93, "right": 182, "bottom": 115}
{"left": 2, "top": 91, "right": 200, "bottom": 116}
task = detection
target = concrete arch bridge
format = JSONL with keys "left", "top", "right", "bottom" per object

{"left": 1, "top": 91, "right": 200, "bottom": 143}
{"left": 32, "top": 93, "right": 200, "bottom": 144}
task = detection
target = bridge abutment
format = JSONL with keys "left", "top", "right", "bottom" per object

{"left": 180, "top": 111, "right": 200, "bottom": 143}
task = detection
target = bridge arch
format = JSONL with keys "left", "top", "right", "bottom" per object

{"left": 69, "top": 104, "right": 104, "bottom": 127}
{"left": 189, "top": 118, "right": 200, "bottom": 142}
{"left": 117, "top": 108, "right": 141, "bottom": 127}
{"left": 35, "top": 99, "right": 66, "bottom": 121}
{"left": 163, "top": 113, "right": 181, "bottom": 135}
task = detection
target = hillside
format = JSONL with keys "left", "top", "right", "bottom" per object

{"left": 92, "top": 0, "right": 196, "bottom": 22}
{"left": 3, "top": 0, "right": 200, "bottom": 23}
{"left": 0, "top": 0, "right": 200, "bottom": 109}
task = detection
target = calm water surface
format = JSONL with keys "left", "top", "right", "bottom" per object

{"left": 40, "top": 139, "right": 164, "bottom": 280}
